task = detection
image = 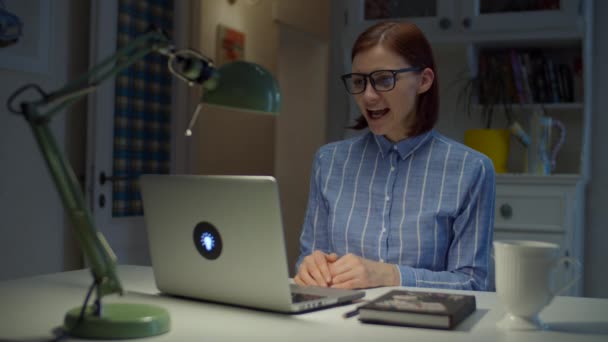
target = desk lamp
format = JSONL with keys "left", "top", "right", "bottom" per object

{"left": 6, "top": 29, "right": 280, "bottom": 339}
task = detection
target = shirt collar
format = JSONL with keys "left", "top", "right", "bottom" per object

{"left": 372, "top": 130, "right": 434, "bottom": 160}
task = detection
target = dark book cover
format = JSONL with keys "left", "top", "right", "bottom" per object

{"left": 546, "top": 59, "right": 560, "bottom": 103}
{"left": 500, "top": 53, "right": 518, "bottom": 103}
{"left": 510, "top": 50, "right": 526, "bottom": 104}
{"left": 558, "top": 64, "right": 574, "bottom": 102}
{"left": 358, "top": 290, "right": 476, "bottom": 329}
{"left": 531, "top": 51, "right": 549, "bottom": 103}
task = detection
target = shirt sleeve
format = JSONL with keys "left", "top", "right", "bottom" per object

{"left": 396, "top": 157, "right": 496, "bottom": 291}
{"left": 295, "top": 149, "right": 331, "bottom": 273}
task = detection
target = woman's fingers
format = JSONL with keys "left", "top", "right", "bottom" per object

{"left": 330, "top": 278, "right": 359, "bottom": 289}
{"left": 297, "top": 262, "right": 320, "bottom": 286}
{"left": 330, "top": 256, "right": 398, "bottom": 288}
{"left": 314, "top": 251, "right": 332, "bottom": 284}
{"left": 296, "top": 250, "right": 338, "bottom": 287}
{"left": 329, "top": 254, "right": 373, "bottom": 289}
{"left": 294, "top": 274, "right": 303, "bottom": 286}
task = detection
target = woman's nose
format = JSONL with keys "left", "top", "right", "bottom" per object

{"left": 362, "top": 80, "right": 380, "bottom": 99}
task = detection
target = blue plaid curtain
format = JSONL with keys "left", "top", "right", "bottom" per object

{"left": 113, "top": 0, "right": 173, "bottom": 216}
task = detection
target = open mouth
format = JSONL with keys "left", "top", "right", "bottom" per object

{"left": 367, "top": 108, "right": 389, "bottom": 120}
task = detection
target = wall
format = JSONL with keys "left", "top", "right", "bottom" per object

{"left": 0, "top": 0, "right": 87, "bottom": 280}
{"left": 191, "top": 0, "right": 330, "bottom": 274}
{"left": 276, "top": 24, "right": 329, "bottom": 274}
{"left": 585, "top": 0, "right": 608, "bottom": 298}
{"left": 327, "top": 0, "right": 352, "bottom": 143}
{"left": 190, "top": 0, "right": 278, "bottom": 177}
{"left": 273, "top": 0, "right": 330, "bottom": 274}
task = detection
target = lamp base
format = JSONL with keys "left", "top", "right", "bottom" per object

{"left": 63, "top": 303, "right": 170, "bottom": 339}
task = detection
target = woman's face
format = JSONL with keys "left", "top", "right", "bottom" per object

{"left": 351, "top": 45, "right": 433, "bottom": 142}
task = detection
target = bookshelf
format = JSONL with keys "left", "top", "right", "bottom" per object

{"left": 473, "top": 46, "right": 582, "bottom": 105}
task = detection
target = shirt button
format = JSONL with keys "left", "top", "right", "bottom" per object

{"left": 390, "top": 167, "right": 395, "bottom": 172}
{"left": 382, "top": 227, "right": 387, "bottom": 233}
{"left": 385, "top": 196, "right": 390, "bottom": 201}
{"left": 380, "top": 258, "right": 385, "bottom": 263}
{"left": 393, "top": 146, "right": 398, "bottom": 151}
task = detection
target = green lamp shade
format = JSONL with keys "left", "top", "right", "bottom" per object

{"left": 201, "top": 61, "right": 281, "bottom": 114}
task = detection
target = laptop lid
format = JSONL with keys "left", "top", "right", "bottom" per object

{"left": 139, "top": 175, "right": 363, "bottom": 313}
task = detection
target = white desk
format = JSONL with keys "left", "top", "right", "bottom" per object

{"left": 1, "top": 265, "right": 607, "bottom": 342}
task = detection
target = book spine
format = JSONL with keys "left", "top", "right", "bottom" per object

{"left": 559, "top": 64, "right": 574, "bottom": 102}
{"left": 510, "top": 50, "right": 525, "bottom": 104}
{"left": 521, "top": 52, "right": 533, "bottom": 103}
{"left": 547, "top": 59, "right": 560, "bottom": 103}
{"left": 532, "top": 52, "right": 548, "bottom": 103}
{"left": 501, "top": 53, "right": 518, "bottom": 104}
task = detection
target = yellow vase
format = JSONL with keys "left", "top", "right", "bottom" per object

{"left": 464, "top": 129, "right": 510, "bottom": 173}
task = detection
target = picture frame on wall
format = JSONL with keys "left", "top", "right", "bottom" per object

{"left": 216, "top": 24, "right": 245, "bottom": 66}
{"left": 0, "top": 0, "right": 51, "bottom": 74}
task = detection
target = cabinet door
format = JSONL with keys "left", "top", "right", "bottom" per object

{"left": 459, "top": 0, "right": 582, "bottom": 34}
{"left": 343, "top": 0, "right": 458, "bottom": 43}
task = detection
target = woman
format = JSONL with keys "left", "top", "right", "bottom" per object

{"left": 294, "top": 22, "right": 495, "bottom": 291}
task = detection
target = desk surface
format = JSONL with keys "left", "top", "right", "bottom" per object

{"left": 1, "top": 265, "right": 607, "bottom": 342}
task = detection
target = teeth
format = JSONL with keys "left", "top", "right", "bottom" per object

{"left": 369, "top": 109, "right": 388, "bottom": 118}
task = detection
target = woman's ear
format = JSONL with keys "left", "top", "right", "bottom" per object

{"left": 417, "top": 67, "right": 435, "bottom": 94}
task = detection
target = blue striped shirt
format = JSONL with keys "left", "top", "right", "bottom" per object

{"left": 297, "top": 130, "right": 495, "bottom": 291}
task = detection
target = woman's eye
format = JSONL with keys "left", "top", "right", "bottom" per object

{"left": 375, "top": 75, "right": 393, "bottom": 87}
{"left": 352, "top": 78, "right": 365, "bottom": 87}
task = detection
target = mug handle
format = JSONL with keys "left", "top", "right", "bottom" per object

{"left": 551, "top": 256, "right": 582, "bottom": 296}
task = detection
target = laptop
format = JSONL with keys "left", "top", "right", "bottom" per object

{"left": 139, "top": 174, "right": 365, "bottom": 313}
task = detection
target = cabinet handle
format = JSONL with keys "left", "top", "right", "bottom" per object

{"left": 499, "top": 203, "right": 513, "bottom": 219}
{"left": 439, "top": 17, "right": 451, "bottom": 30}
{"left": 462, "top": 17, "right": 471, "bottom": 29}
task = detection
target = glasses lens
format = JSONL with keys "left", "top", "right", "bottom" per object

{"left": 371, "top": 71, "right": 395, "bottom": 91}
{"left": 344, "top": 74, "right": 366, "bottom": 94}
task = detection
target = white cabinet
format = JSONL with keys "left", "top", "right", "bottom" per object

{"left": 492, "top": 174, "right": 585, "bottom": 296}
{"left": 343, "top": 0, "right": 458, "bottom": 43}
{"left": 341, "top": 0, "right": 584, "bottom": 44}
{"left": 459, "top": 0, "right": 583, "bottom": 37}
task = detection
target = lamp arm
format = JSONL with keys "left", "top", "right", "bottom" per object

{"left": 23, "top": 30, "right": 171, "bottom": 121}
{"left": 24, "top": 103, "right": 122, "bottom": 297}
{"left": 7, "top": 29, "right": 211, "bottom": 299}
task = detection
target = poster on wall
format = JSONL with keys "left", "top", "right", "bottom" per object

{"left": 0, "top": 0, "right": 50, "bottom": 74}
{"left": 216, "top": 24, "right": 245, "bottom": 66}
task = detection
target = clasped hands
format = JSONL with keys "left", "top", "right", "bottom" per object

{"left": 294, "top": 250, "right": 399, "bottom": 289}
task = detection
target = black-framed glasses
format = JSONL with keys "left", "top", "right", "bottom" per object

{"left": 340, "top": 67, "right": 423, "bottom": 94}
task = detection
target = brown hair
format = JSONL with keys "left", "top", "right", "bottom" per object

{"left": 349, "top": 22, "right": 439, "bottom": 136}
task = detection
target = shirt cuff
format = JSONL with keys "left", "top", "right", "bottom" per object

{"left": 396, "top": 265, "right": 417, "bottom": 287}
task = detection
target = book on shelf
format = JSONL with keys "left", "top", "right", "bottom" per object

{"left": 357, "top": 289, "right": 476, "bottom": 330}
{"left": 510, "top": 49, "right": 526, "bottom": 103}
{"left": 520, "top": 52, "right": 533, "bottom": 103}
{"left": 477, "top": 48, "right": 579, "bottom": 105}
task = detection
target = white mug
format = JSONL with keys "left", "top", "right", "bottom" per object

{"left": 494, "top": 240, "right": 581, "bottom": 331}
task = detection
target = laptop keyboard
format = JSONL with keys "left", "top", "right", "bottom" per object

{"left": 291, "top": 292, "right": 324, "bottom": 304}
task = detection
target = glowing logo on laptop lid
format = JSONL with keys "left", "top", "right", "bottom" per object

{"left": 193, "top": 222, "right": 222, "bottom": 260}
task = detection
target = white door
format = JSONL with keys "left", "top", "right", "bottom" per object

{"left": 86, "top": 0, "right": 194, "bottom": 265}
